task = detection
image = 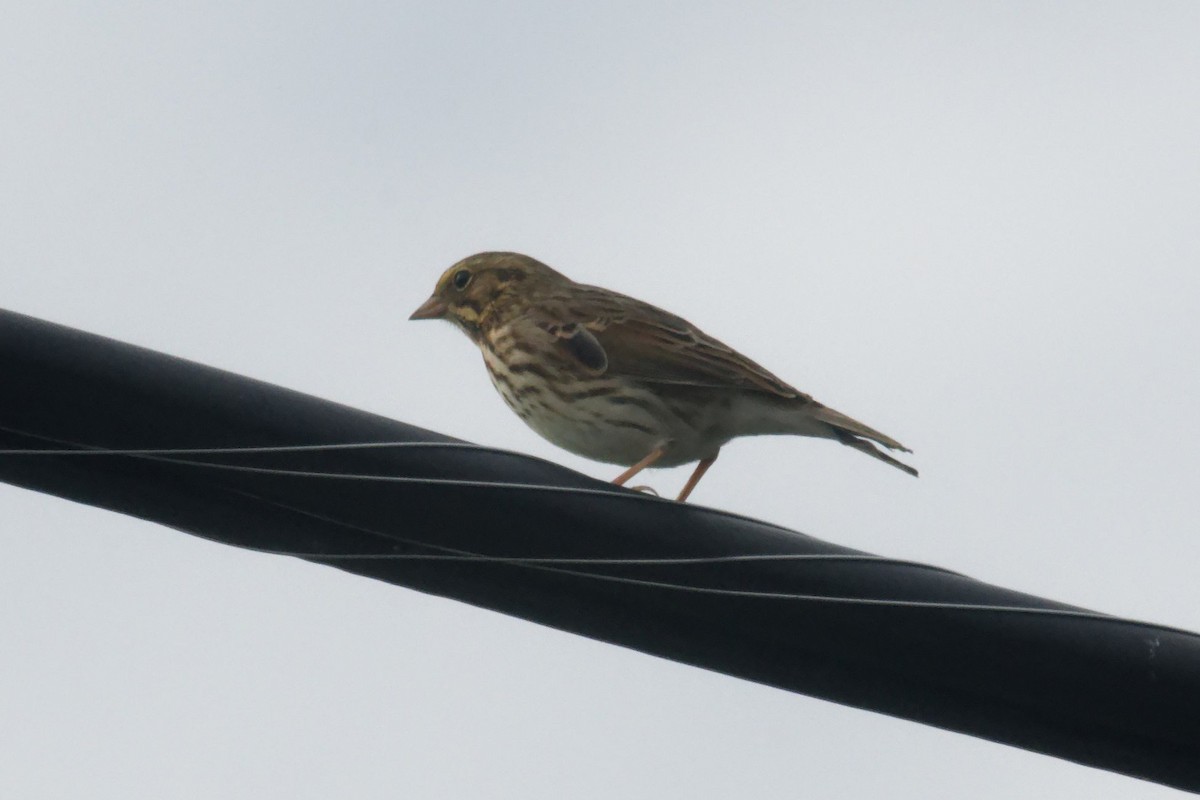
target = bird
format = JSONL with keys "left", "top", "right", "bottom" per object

{"left": 410, "top": 252, "right": 916, "bottom": 502}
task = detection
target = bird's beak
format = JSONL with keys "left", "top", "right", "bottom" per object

{"left": 409, "top": 295, "right": 447, "bottom": 320}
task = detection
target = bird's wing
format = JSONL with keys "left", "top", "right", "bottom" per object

{"left": 540, "top": 285, "right": 808, "bottom": 400}
{"left": 527, "top": 318, "right": 609, "bottom": 374}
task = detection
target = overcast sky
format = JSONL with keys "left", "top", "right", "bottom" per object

{"left": 3, "top": 3, "right": 1199, "bottom": 797}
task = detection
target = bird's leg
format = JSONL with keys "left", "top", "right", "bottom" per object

{"left": 676, "top": 452, "right": 718, "bottom": 502}
{"left": 612, "top": 447, "right": 666, "bottom": 486}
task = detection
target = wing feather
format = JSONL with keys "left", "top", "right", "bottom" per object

{"left": 539, "top": 285, "right": 808, "bottom": 401}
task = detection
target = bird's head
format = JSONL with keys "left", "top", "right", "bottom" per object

{"left": 410, "top": 252, "right": 566, "bottom": 339}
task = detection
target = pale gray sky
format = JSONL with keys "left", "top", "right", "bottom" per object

{"left": 2, "top": 3, "right": 1199, "bottom": 797}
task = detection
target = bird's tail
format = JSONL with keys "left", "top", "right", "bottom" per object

{"left": 812, "top": 405, "right": 918, "bottom": 477}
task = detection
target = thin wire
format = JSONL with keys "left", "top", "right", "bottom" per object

{"left": 0, "top": 432, "right": 829, "bottom": 537}
{"left": 0, "top": 445, "right": 953, "bottom": 574}
{"left": 151, "top": 452, "right": 659, "bottom": 498}
{"left": 224, "top": 485, "right": 1200, "bottom": 640}
{"left": 153, "top": 456, "right": 964, "bottom": 577}
{"left": 0, "top": 439, "right": 664, "bottom": 499}
{"left": 233, "top": 550, "right": 919, "bottom": 566}
{"left": 0, "top": 433, "right": 857, "bottom": 544}
{"left": 1, "top": 434, "right": 931, "bottom": 563}
{"left": 0, "top": 437, "right": 668, "bottom": 503}
{"left": 9, "top": 435, "right": 1199, "bottom": 636}
{"left": 0, "top": 441, "right": 494, "bottom": 456}
{"left": 4, "top": 434, "right": 943, "bottom": 567}
{"left": 211, "top": 543, "right": 972, "bottom": 576}
{"left": 75, "top": 453, "right": 981, "bottom": 580}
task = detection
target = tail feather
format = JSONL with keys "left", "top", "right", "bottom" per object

{"left": 813, "top": 405, "right": 918, "bottom": 477}
{"left": 832, "top": 430, "right": 919, "bottom": 477}
{"left": 813, "top": 406, "right": 912, "bottom": 453}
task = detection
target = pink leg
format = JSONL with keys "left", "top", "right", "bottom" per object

{"left": 676, "top": 453, "right": 718, "bottom": 502}
{"left": 612, "top": 447, "right": 666, "bottom": 486}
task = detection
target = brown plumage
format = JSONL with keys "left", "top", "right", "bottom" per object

{"left": 410, "top": 252, "right": 916, "bottom": 501}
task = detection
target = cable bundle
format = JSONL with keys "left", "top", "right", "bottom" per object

{"left": 2, "top": 308, "right": 1198, "bottom": 793}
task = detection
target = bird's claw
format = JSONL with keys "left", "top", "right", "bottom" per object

{"left": 627, "top": 485, "right": 659, "bottom": 496}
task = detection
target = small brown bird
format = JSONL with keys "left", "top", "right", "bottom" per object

{"left": 411, "top": 252, "right": 916, "bottom": 501}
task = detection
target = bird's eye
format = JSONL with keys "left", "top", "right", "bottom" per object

{"left": 452, "top": 269, "right": 472, "bottom": 290}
